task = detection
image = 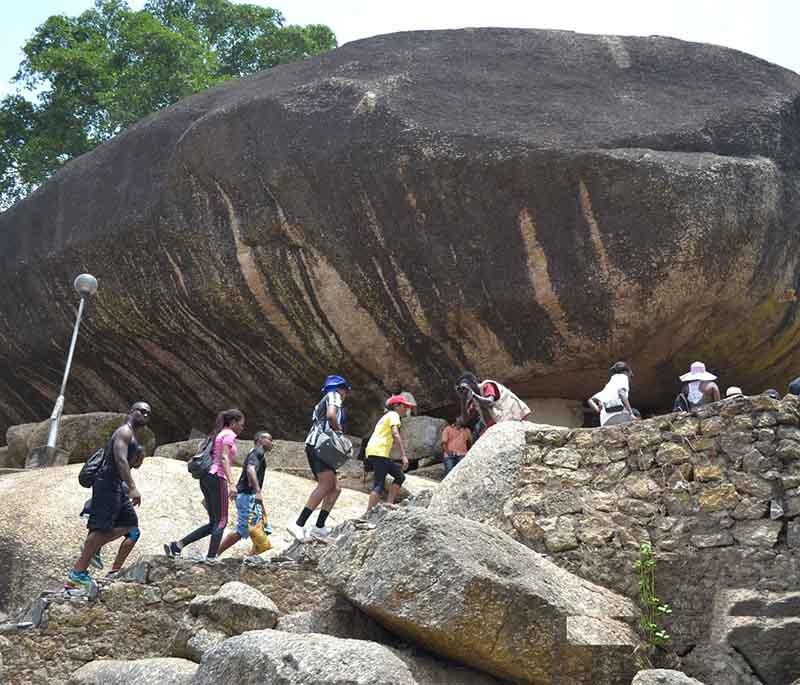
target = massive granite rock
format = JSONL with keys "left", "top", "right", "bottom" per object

{"left": 1, "top": 29, "right": 799, "bottom": 440}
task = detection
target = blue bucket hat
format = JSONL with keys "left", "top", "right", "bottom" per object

{"left": 321, "top": 374, "right": 351, "bottom": 393}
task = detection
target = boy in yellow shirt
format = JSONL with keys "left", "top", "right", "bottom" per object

{"left": 364, "top": 395, "right": 414, "bottom": 512}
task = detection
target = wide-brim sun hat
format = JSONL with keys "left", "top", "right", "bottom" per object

{"left": 321, "top": 374, "right": 352, "bottom": 392}
{"left": 386, "top": 394, "right": 416, "bottom": 409}
{"left": 679, "top": 361, "right": 717, "bottom": 383}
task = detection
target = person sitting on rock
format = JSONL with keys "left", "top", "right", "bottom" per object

{"left": 65, "top": 402, "right": 150, "bottom": 590}
{"left": 456, "top": 372, "right": 531, "bottom": 437}
{"left": 673, "top": 361, "right": 721, "bottom": 411}
{"left": 288, "top": 375, "right": 351, "bottom": 541}
{"left": 588, "top": 362, "right": 637, "bottom": 426}
{"left": 216, "top": 431, "right": 273, "bottom": 557}
{"left": 441, "top": 417, "right": 472, "bottom": 476}
{"left": 78, "top": 445, "right": 145, "bottom": 578}
{"left": 364, "top": 395, "right": 414, "bottom": 513}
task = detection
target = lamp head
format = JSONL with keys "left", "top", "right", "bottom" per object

{"left": 73, "top": 273, "right": 98, "bottom": 297}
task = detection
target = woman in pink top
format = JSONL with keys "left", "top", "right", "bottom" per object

{"left": 165, "top": 408, "right": 244, "bottom": 560}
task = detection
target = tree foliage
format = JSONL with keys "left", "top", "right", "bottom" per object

{"left": 0, "top": 0, "right": 336, "bottom": 208}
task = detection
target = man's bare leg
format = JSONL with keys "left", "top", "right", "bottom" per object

{"left": 109, "top": 536, "right": 138, "bottom": 572}
{"left": 386, "top": 482, "right": 402, "bottom": 504}
{"left": 73, "top": 528, "right": 131, "bottom": 573}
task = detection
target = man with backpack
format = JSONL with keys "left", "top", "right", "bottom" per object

{"left": 65, "top": 401, "right": 151, "bottom": 590}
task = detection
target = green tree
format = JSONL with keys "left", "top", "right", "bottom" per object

{"left": 0, "top": 0, "right": 336, "bottom": 208}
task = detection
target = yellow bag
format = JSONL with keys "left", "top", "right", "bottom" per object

{"left": 248, "top": 502, "right": 271, "bottom": 554}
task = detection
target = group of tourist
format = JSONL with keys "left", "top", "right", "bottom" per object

{"left": 589, "top": 360, "right": 787, "bottom": 427}
{"left": 66, "top": 363, "right": 795, "bottom": 589}
{"left": 64, "top": 370, "right": 535, "bottom": 588}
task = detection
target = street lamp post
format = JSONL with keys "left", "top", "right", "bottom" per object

{"left": 45, "top": 273, "right": 99, "bottom": 449}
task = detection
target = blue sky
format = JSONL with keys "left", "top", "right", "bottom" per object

{"left": 1, "top": 0, "right": 798, "bottom": 98}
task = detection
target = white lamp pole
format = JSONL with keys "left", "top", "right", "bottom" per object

{"left": 45, "top": 273, "right": 99, "bottom": 449}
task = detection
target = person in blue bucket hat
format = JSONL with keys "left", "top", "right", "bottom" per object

{"left": 287, "top": 374, "right": 351, "bottom": 541}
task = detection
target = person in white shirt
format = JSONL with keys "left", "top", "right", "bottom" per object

{"left": 588, "top": 362, "right": 637, "bottom": 426}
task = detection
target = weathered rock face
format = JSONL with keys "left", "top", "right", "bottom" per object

{"left": 68, "top": 657, "right": 197, "bottom": 685}
{"left": 429, "top": 395, "right": 800, "bottom": 668}
{"left": 1, "top": 29, "right": 799, "bottom": 441}
{"left": 318, "top": 507, "right": 643, "bottom": 684}
{"left": 3, "top": 414, "right": 155, "bottom": 468}
{"left": 0, "top": 457, "right": 368, "bottom": 614}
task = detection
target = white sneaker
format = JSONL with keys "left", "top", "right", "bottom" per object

{"left": 309, "top": 525, "right": 331, "bottom": 539}
{"left": 287, "top": 522, "right": 306, "bottom": 541}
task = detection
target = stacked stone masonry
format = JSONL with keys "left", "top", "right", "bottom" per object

{"left": 509, "top": 395, "right": 800, "bottom": 654}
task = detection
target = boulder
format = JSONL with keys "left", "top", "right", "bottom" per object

{"left": 276, "top": 600, "right": 502, "bottom": 684}
{"left": 318, "top": 507, "right": 643, "bottom": 684}
{"left": 0, "top": 457, "right": 369, "bottom": 614}
{"left": 428, "top": 421, "right": 532, "bottom": 533}
{"left": 389, "top": 416, "right": 447, "bottom": 462}
{"left": 3, "top": 423, "right": 36, "bottom": 468}
{"left": 4, "top": 414, "right": 155, "bottom": 468}
{"left": 193, "top": 630, "right": 422, "bottom": 685}
{"left": 171, "top": 581, "right": 279, "bottom": 661}
{"left": 631, "top": 671, "right": 706, "bottom": 685}
{"left": 2, "top": 29, "right": 799, "bottom": 441}
{"left": 189, "top": 580, "right": 279, "bottom": 632}
{"left": 68, "top": 657, "right": 197, "bottom": 684}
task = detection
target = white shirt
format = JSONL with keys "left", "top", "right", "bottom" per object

{"left": 592, "top": 373, "right": 630, "bottom": 426}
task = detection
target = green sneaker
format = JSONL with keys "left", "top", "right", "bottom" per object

{"left": 64, "top": 569, "right": 92, "bottom": 590}
{"left": 90, "top": 551, "right": 103, "bottom": 570}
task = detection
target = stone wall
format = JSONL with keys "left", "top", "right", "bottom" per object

{"left": 431, "top": 395, "right": 800, "bottom": 659}
{"left": 0, "top": 556, "right": 334, "bottom": 685}
{"left": 512, "top": 395, "right": 800, "bottom": 653}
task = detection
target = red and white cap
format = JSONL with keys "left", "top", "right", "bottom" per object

{"left": 385, "top": 394, "right": 415, "bottom": 409}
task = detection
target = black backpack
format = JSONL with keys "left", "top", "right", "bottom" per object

{"left": 187, "top": 435, "right": 214, "bottom": 479}
{"left": 78, "top": 442, "right": 110, "bottom": 488}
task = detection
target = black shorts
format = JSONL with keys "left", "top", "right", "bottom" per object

{"left": 306, "top": 444, "right": 335, "bottom": 479}
{"left": 367, "top": 456, "right": 405, "bottom": 493}
{"left": 88, "top": 476, "right": 138, "bottom": 531}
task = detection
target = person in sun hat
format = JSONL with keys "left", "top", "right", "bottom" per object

{"left": 725, "top": 386, "right": 744, "bottom": 399}
{"left": 364, "top": 394, "right": 414, "bottom": 513}
{"left": 673, "top": 361, "right": 721, "bottom": 412}
{"left": 287, "top": 374, "right": 352, "bottom": 541}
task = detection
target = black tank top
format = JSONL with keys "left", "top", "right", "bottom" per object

{"left": 100, "top": 427, "right": 139, "bottom": 484}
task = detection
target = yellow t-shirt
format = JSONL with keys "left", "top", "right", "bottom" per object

{"left": 366, "top": 411, "right": 401, "bottom": 458}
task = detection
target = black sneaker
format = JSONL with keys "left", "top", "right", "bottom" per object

{"left": 163, "top": 542, "right": 182, "bottom": 558}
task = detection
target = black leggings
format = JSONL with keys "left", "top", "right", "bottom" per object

{"left": 180, "top": 472, "right": 229, "bottom": 558}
